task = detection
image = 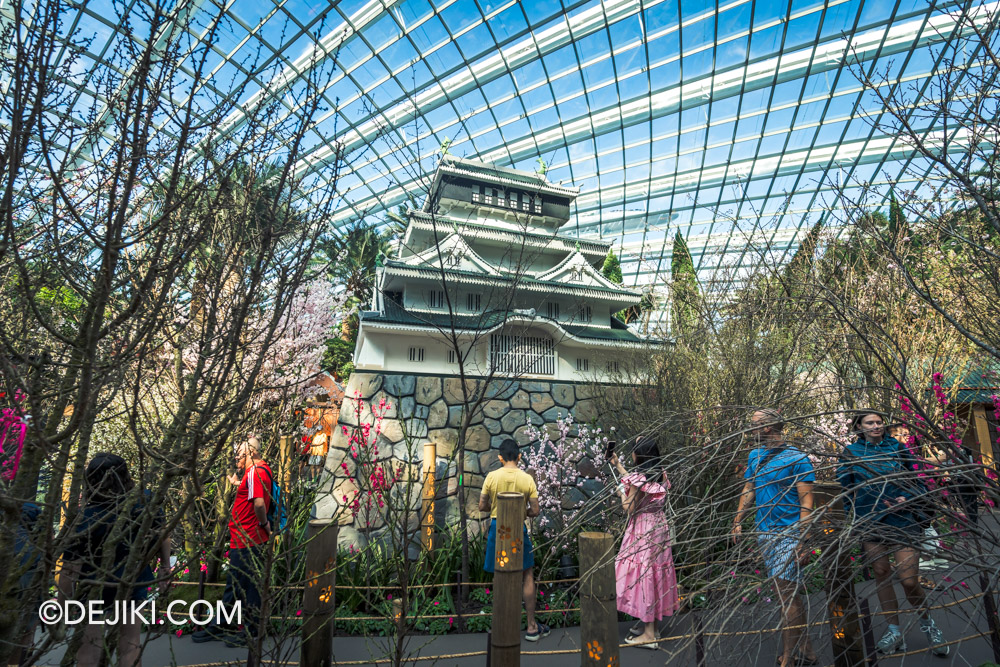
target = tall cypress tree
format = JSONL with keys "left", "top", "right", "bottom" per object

{"left": 601, "top": 247, "right": 623, "bottom": 284}
{"left": 670, "top": 230, "right": 700, "bottom": 336}
{"left": 783, "top": 218, "right": 824, "bottom": 295}
{"left": 888, "top": 191, "right": 910, "bottom": 245}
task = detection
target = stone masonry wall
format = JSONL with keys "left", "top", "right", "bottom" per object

{"left": 314, "top": 371, "right": 600, "bottom": 552}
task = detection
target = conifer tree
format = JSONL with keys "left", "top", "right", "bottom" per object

{"left": 782, "top": 218, "right": 824, "bottom": 295}
{"left": 670, "top": 230, "right": 700, "bottom": 336}
{"left": 601, "top": 247, "right": 623, "bottom": 284}
{"left": 888, "top": 191, "right": 910, "bottom": 246}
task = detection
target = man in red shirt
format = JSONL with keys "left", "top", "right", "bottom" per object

{"left": 224, "top": 436, "right": 273, "bottom": 647}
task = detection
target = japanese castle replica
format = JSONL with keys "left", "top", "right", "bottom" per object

{"left": 353, "top": 156, "right": 648, "bottom": 381}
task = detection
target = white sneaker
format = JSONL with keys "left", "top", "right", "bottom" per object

{"left": 876, "top": 627, "right": 905, "bottom": 654}
{"left": 920, "top": 618, "right": 949, "bottom": 657}
{"left": 921, "top": 558, "right": 949, "bottom": 570}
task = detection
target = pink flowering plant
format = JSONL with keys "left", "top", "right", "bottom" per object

{"left": 894, "top": 374, "right": 1000, "bottom": 523}
{"left": 0, "top": 389, "right": 29, "bottom": 482}
{"left": 522, "top": 414, "right": 611, "bottom": 560}
{"left": 336, "top": 392, "right": 404, "bottom": 527}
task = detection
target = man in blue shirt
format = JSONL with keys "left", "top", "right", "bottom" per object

{"left": 733, "top": 409, "right": 817, "bottom": 667}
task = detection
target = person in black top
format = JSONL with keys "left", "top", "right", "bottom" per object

{"left": 59, "top": 453, "right": 171, "bottom": 667}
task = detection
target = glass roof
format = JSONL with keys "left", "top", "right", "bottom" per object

{"left": 18, "top": 0, "right": 987, "bottom": 289}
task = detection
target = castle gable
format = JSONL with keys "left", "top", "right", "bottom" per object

{"left": 534, "top": 251, "right": 632, "bottom": 292}
{"left": 397, "top": 233, "right": 495, "bottom": 275}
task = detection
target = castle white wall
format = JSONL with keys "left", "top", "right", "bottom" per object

{"left": 356, "top": 327, "right": 628, "bottom": 382}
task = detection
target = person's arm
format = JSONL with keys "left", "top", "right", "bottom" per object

{"left": 836, "top": 454, "right": 857, "bottom": 513}
{"left": 620, "top": 484, "right": 638, "bottom": 515}
{"left": 158, "top": 531, "right": 172, "bottom": 594}
{"left": 57, "top": 559, "right": 79, "bottom": 601}
{"left": 527, "top": 497, "right": 540, "bottom": 518}
{"left": 796, "top": 480, "right": 815, "bottom": 563}
{"left": 479, "top": 475, "right": 494, "bottom": 514}
{"left": 796, "top": 481, "right": 815, "bottom": 533}
{"left": 526, "top": 476, "right": 540, "bottom": 518}
{"left": 732, "top": 481, "right": 755, "bottom": 538}
{"left": 249, "top": 467, "right": 271, "bottom": 537}
{"left": 610, "top": 454, "right": 627, "bottom": 479}
{"left": 253, "top": 498, "right": 270, "bottom": 537}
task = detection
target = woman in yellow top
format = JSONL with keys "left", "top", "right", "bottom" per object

{"left": 478, "top": 439, "right": 549, "bottom": 641}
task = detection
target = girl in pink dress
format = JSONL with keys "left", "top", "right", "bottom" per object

{"left": 612, "top": 436, "right": 679, "bottom": 649}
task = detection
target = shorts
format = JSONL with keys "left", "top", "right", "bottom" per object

{"left": 858, "top": 520, "right": 923, "bottom": 547}
{"left": 758, "top": 532, "right": 801, "bottom": 583}
{"left": 483, "top": 519, "right": 534, "bottom": 573}
{"left": 308, "top": 454, "right": 324, "bottom": 466}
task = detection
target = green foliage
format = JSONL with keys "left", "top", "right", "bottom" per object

{"left": 888, "top": 191, "right": 909, "bottom": 244}
{"left": 334, "top": 603, "right": 394, "bottom": 636}
{"left": 322, "top": 334, "right": 355, "bottom": 381}
{"left": 670, "top": 230, "right": 700, "bottom": 337}
{"left": 321, "top": 223, "right": 395, "bottom": 305}
{"left": 600, "top": 248, "right": 622, "bottom": 284}
{"left": 782, "top": 218, "right": 824, "bottom": 292}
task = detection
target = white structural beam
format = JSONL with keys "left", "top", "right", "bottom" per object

{"left": 324, "top": 3, "right": 990, "bottom": 227}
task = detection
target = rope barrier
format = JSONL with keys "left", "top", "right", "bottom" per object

{"left": 173, "top": 627, "right": 998, "bottom": 667}
{"left": 170, "top": 577, "right": 581, "bottom": 592}
{"left": 153, "top": 593, "right": 999, "bottom": 667}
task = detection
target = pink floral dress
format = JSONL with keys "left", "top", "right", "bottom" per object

{"left": 615, "top": 471, "right": 679, "bottom": 622}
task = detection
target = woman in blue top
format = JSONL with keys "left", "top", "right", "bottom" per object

{"left": 837, "top": 411, "right": 947, "bottom": 657}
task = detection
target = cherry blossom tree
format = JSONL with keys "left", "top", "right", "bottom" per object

{"left": 522, "top": 414, "right": 611, "bottom": 559}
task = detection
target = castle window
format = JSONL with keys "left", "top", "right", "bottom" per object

{"left": 448, "top": 350, "right": 456, "bottom": 364}
{"left": 576, "top": 358, "right": 589, "bottom": 372}
{"left": 606, "top": 361, "right": 619, "bottom": 374}
{"left": 444, "top": 249, "right": 462, "bottom": 268}
{"left": 409, "top": 347, "right": 424, "bottom": 362}
{"left": 489, "top": 333, "right": 555, "bottom": 376}
{"left": 467, "top": 293, "right": 481, "bottom": 311}
{"left": 575, "top": 305, "right": 592, "bottom": 323}
{"left": 546, "top": 302, "right": 560, "bottom": 319}
{"left": 428, "top": 290, "right": 446, "bottom": 308}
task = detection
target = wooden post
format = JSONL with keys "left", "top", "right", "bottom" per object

{"left": 971, "top": 404, "right": 995, "bottom": 468}
{"left": 492, "top": 492, "right": 525, "bottom": 667}
{"left": 858, "top": 598, "right": 878, "bottom": 667}
{"left": 197, "top": 568, "right": 206, "bottom": 602}
{"left": 422, "top": 442, "right": 436, "bottom": 551}
{"left": 979, "top": 570, "right": 1000, "bottom": 662}
{"left": 812, "top": 483, "right": 867, "bottom": 667}
{"left": 695, "top": 613, "right": 706, "bottom": 667}
{"left": 301, "top": 519, "right": 337, "bottom": 667}
{"left": 455, "top": 571, "right": 467, "bottom": 632}
{"left": 579, "top": 532, "right": 619, "bottom": 667}
{"left": 393, "top": 598, "right": 404, "bottom": 637}
{"left": 279, "top": 434, "right": 294, "bottom": 488}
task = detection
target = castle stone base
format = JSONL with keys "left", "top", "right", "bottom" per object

{"left": 314, "top": 371, "right": 604, "bottom": 552}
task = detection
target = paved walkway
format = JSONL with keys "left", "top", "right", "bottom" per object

{"left": 32, "top": 515, "right": 1000, "bottom": 666}
{"left": 33, "top": 575, "right": 1000, "bottom": 666}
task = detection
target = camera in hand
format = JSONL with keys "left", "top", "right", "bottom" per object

{"left": 605, "top": 440, "right": 616, "bottom": 459}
